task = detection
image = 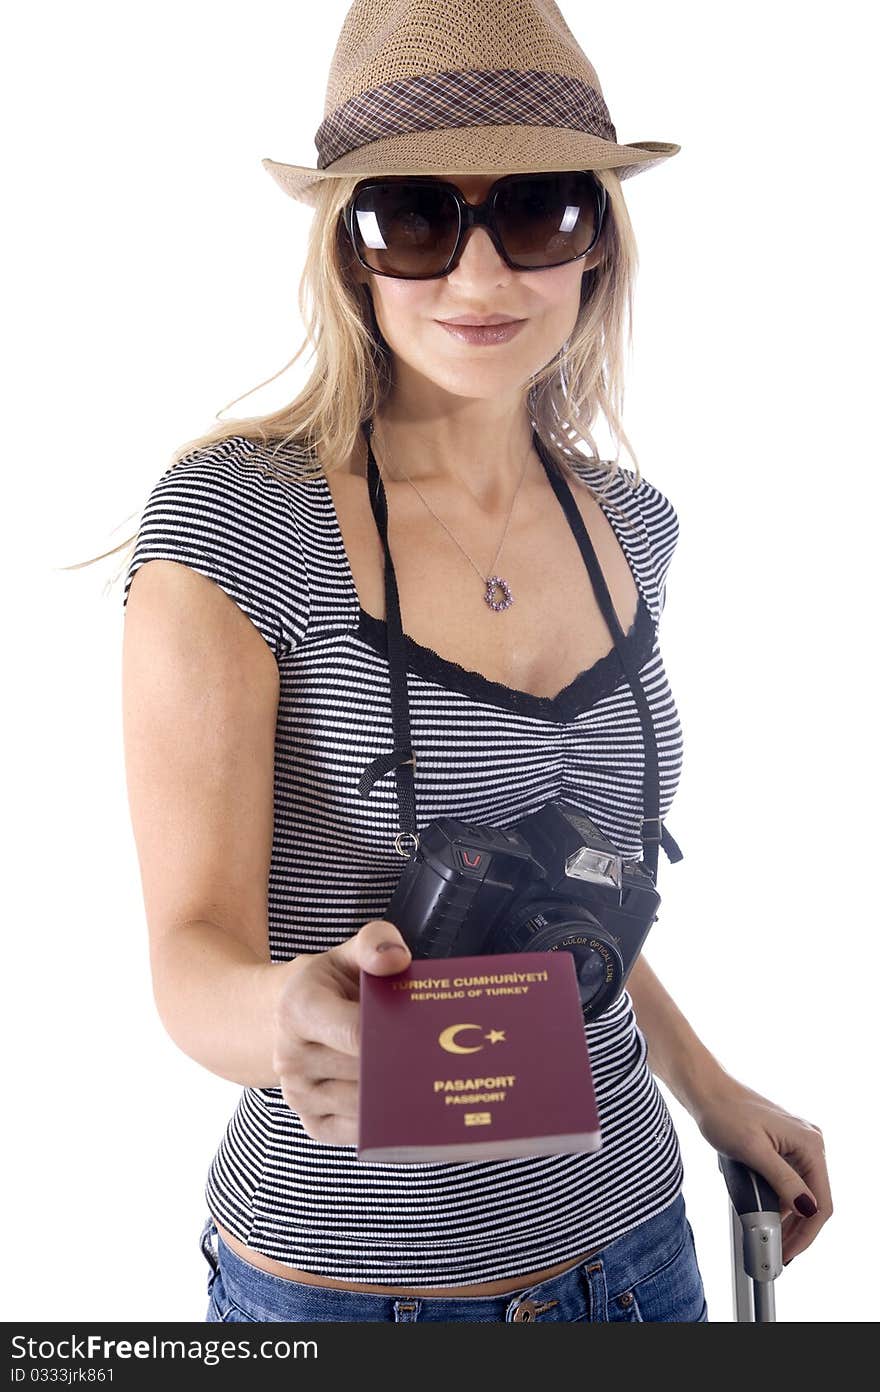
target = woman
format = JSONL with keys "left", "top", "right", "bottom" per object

{"left": 120, "top": 0, "right": 831, "bottom": 1323}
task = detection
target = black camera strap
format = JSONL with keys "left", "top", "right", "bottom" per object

{"left": 537, "top": 438, "right": 684, "bottom": 881}
{"left": 356, "top": 418, "right": 682, "bottom": 884}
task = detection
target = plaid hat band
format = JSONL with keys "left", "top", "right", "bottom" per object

{"left": 261, "top": 1, "right": 680, "bottom": 205}
{"left": 315, "top": 68, "right": 618, "bottom": 170}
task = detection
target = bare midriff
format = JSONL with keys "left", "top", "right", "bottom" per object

{"left": 213, "top": 1219, "right": 602, "bottom": 1297}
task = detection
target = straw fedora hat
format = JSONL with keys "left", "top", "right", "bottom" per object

{"left": 262, "top": 0, "right": 680, "bottom": 208}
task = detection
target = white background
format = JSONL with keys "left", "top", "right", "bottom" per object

{"left": 4, "top": 0, "right": 877, "bottom": 1323}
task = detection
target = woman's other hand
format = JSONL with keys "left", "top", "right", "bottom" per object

{"left": 271, "top": 921, "right": 412, "bottom": 1145}
{"left": 695, "top": 1079, "right": 832, "bottom": 1266}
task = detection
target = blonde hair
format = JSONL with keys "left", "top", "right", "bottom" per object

{"left": 71, "top": 166, "right": 644, "bottom": 581}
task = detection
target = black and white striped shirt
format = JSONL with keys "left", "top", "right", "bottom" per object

{"left": 122, "top": 432, "right": 685, "bottom": 1286}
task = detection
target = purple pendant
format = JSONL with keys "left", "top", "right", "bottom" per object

{"left": 484, "top": 576, "right": 514, "bottom": 612}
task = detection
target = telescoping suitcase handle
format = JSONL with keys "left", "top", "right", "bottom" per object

{"left": 717, "top": 1152, "right": 783, "bottom": 1321}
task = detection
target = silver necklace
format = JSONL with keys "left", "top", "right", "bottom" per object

{"left": 368, "top": 419, "right": 533, "bottom": 613}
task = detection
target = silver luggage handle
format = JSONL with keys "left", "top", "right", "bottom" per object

{"left": 717, "top": 1152, "right": 783, "bottom": 1322}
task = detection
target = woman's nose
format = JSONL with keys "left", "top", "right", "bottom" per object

{"left": 452, "top": 223, "right": 510, "bottom": 274}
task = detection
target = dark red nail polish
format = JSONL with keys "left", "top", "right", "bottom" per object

{"left": 795, "top": 1193, "right": 817, "bottom": 1217}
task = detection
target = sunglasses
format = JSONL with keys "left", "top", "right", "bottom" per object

{"left": 342, "top": 170, "right": 607, "bottom": 280}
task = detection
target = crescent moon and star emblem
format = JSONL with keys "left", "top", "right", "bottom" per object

{"left": 438, "top": 1024, "right": 507, "bottom": 1054}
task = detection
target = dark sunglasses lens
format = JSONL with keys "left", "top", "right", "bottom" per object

{"left": 495, "top": 172, "right": 600, "bottom": 267}
{"left": 351, "top": 182, "right": 460, "bottom": 277}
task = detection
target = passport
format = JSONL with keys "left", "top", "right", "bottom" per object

{"left": 357, "top": 950, "right": 602, "bottom": 1163}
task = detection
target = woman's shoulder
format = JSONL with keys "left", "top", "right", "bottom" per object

{"left": 565, "top": 454, "right": 678, "bottom": 539}
{"left": 161, "top": 432, "right": 325, "bottom": 502}
{"left": 565, "top": 453, "right": 680, "bottom": 614}
{"left": 124, "top": 433, "right": 319, "bottom": 659}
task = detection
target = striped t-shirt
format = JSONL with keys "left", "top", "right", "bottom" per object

{"left": 122, "top": 432, "right": 686, "bottom": 1287}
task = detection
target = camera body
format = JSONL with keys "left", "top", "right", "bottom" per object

{"left": 385, "top": 799, "right": 660, "bottom": 1023}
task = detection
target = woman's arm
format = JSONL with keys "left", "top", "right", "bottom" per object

{"left": 123, "top": 559, "right": 299, "bottom": 1089}
{"left": 149, "top": 921, "right": 299, "bottom": 1088}
{"left": 626, "top": 953, "right": 736, "bottom": 1122}
{"left": 626, "top": 952, "right": 832, "bottom": 1264}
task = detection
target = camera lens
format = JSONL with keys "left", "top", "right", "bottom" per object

{"left": 497, "top": 898, "right": 625, "bottom": 1022}
{"left": 573, "top": 946, "right": 614, "bottom": 1000}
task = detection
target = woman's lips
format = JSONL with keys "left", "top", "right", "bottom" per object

{"left": 436, "top": 319, "right": 526, "bottom": 345}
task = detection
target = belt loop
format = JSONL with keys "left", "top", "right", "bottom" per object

{"left": 582, "top": 1260, "right": 608, "bottom": 1322}
{"left": 199, "top": 1216, "right": 220, "bottom": 1284}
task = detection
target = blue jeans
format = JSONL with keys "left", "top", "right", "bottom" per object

{"left": 199, "top": 1192, "right": 709, "bottom": 1323}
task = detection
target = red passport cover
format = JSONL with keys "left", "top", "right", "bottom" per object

{"left": 357, "top": 951, "right": 602, "bottom": 1163}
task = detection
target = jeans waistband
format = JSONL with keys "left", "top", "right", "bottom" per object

{"left": 199, "top": 1191, "right": 688, "bottom": 1323}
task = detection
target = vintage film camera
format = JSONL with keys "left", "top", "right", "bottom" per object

{"left": 385, "top": 798, "right": 659, "bottom": 1023}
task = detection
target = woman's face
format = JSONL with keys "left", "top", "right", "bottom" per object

{"left": 350, "top": 172, "right": 605, "bottom": 406}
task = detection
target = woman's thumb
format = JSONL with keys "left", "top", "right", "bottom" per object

{"left": 357, "top": 920, "right": 412, "bottom": 973}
